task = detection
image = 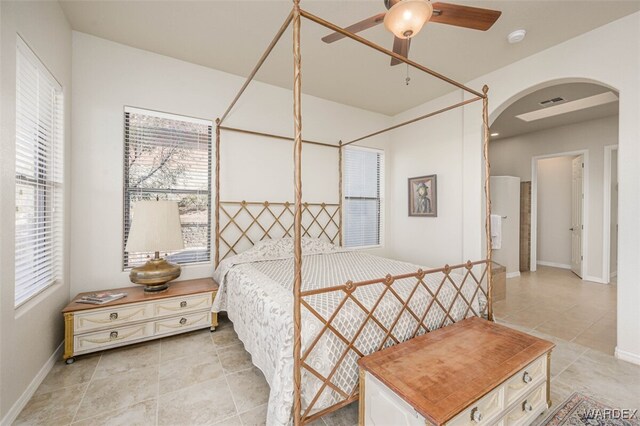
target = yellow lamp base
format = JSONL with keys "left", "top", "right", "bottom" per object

{"left": 129, "top": 256, "right": 181, "bottom": 292}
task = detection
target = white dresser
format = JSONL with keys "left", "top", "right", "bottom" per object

{"left": 358, "top": 317, "right": 554, "bottom": 426}
{"left": 62, "top": 278, "right": 218, "bottom": 363}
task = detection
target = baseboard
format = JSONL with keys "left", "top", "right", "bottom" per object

{"left": 536, "top": 260, "right": 571, "bottom": 270}
{"left": 506, "top": 271, "right": 521, "bottom": 279}
{"left": 615, "top": 347, "right": 640, "bottom": 366}
{"left": 0, "top": 341, "right": 63, "bottom": 426}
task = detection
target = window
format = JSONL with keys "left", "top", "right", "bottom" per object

{"left": 123, "top": 107, "right": 212, "bottom": 268}
{"left": 343, "top": 146, "right": 384, "bottom": 248}
{"left": 15, "top": 37, "right": 64, "bottom": 307}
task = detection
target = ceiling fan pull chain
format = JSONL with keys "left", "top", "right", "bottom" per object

{"left": 405, "top": 64, "right": 411, "bottom": 86}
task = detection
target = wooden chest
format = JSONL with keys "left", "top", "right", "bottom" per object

{"left": 358, "top": 317, "right": 554, "bottom": 426}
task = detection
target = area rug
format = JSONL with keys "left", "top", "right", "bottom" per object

{"left": 543, "top": 392, "right": 639, "bottom": 426}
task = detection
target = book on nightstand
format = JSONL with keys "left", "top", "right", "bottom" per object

{"left": 75, "top": 291, "right": 127, "bottom": 305}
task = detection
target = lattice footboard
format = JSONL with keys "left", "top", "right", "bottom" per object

{"left": 298, "top": 260, "right": 490, "bottom": 423}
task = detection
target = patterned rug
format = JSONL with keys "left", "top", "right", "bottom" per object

{"left": 543, "top": 393, "right": 640, "bottom": 426}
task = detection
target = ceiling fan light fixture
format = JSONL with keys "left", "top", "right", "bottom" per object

{"left": 384, "top": 0, "right": 433, "bottom": 39}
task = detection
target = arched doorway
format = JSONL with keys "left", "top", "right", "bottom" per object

{"left": 488, "top": 79, "right": 619, "bottom": 354}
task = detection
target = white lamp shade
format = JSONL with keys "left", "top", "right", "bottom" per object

{"left": 126, "top": 200, "right": 185, "bottom": 253}
{"left": 384, "top": 0, "right": 433, "bottom": 39}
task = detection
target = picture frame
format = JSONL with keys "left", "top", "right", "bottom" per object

{"left": 408, "top": 174, "right": 437, "bottom": 217}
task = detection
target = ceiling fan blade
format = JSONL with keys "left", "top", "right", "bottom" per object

{"left": 321, "top": 13, "right": 386, "bottom": 43}
{"left": 390, "top": 37, "right": 411, "bottom": 66}
{"left": 430, "top": 2, "right": 502, "bottom": 31}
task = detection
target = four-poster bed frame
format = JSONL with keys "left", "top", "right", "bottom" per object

{"left": 213, "top": 2, "right": 493, "bottom": 424}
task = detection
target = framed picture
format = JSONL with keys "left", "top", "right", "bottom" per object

{"left": 408, "top": 175, "right": 437, "bottom": 217}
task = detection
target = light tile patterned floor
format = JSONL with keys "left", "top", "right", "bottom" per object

{"left": 15, "top": 267, "right": 639, "bottom": 425}
{"left": 15, "top": 318, "right": 276, "bottom": 426}
{"left": 493, "top": 266, "right": 617, "bottom": 355}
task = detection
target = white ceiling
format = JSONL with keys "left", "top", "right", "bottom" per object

{"left": 59, "top": 0, "right": 640, "bottom": 116}
{"left": 490, "top": 82, "right": 619, "bottom": 140}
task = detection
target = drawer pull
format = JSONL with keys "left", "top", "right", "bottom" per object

{"left": 158, "top": 298, "right": 207, "bottom": 312}
{"left": 78, "top": 308, "right": 145, "bottom": 326}
{"left": 470, "top": 407, "right": 483, "bottom": 423}
{"left": 523, "top": 400, "right": 533, "bottom": 412}
{"left": 81, "top": 326, "right": 146, "bottom": 344}
{"left": 156, "top": 314, "right": 207, "bottom": 331}
{"left": 522, "top": 371, "right": 532, "bottom": 383}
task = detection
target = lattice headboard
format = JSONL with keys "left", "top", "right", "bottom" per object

{"left": 215, "top": 200, "right": 341, "bottom": 265}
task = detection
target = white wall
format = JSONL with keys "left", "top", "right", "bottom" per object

{"left": 489, "top": 116, "right": 617, "bottom": 280}
{"left": 536, "top": 157, "right": 574, "bottom": 268}
{"left": 385, "top": 91, "right": 468, "bottom": 267}
{"left": 490, "top": 176, "right": 520, "bottom": 276}
{"left": 0, "top": 1, "right": 72, "bottom": 421}
{"left": 70, "top": 32, "right": 392, "bottom": 295}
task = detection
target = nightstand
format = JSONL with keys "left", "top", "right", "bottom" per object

{"left": 62, "top": 278, "right": 218, "bottom": 364}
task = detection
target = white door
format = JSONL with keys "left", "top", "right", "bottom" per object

{"left": 571, "top": 156, "right": 584, "bottom": 277}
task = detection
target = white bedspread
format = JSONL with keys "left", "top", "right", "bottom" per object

{"left": 212, "top": 238, "right": 483, "bottom": 425}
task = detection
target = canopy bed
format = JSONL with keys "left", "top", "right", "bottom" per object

{"left": 212, "top": 1, "right": 495, "bottom": 425}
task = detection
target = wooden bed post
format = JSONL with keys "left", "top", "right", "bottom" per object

{"left": 482, "top": 85, "right": 493, "bottom": 321}
{"left": 215, "top": 118, "right": 221, "bottom": 268}
{"left": 292, "top": 0, "right": 303, "bottom": 424}
{"left": 338, "top": 140, "right": 343, "bottom": 247}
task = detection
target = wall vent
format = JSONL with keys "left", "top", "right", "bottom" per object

{"left": 539, "top": 97, "right": 565, "bottom": 106}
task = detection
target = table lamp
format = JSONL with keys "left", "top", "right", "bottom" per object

{"left": 125, "top": 200, "right": 184, "bottom": 292}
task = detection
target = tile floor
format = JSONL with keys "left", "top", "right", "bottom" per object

{"left": 493, "top": 266, "right": 617, "bottom": 355}
{"left": 15, "top": 317, "right": 274, "bottom": 426}
{"left": 16, "top": 267, "right": 638, "bottom": 425}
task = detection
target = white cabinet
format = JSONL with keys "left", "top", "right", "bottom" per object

{"left": 63, "top": 278, "right": 218, "bottom": 363}
{"left": 490, "top": 176, "right": 521, "bottom": 277}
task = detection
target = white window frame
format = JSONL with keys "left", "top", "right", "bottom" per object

{"left": 14, "top": 36, "right": 65, "bottom": 307}
{"left": 342, "top": 145, "right": 385, "bottom": 250}
{"left": 122, "top": 106, "right": 213, "bottom": 269}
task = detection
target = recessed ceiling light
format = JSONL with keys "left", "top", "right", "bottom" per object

{"left": 507, "top": 29, "right": 526, "bottom": 44}
{"left": 516, "top": 91, "right": 618, "bottom": 122}
{"left": 491, "top": 132, "right": 499, "bottom": 137}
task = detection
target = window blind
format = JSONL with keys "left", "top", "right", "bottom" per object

{"left": 15, "top": 37, "right": 65, "bottom": 307}
{"left": 343, "top": 146, "right": 384, "bottom": 248}
{"left": 123, "top": 107, "right": 212, "bottom": 268}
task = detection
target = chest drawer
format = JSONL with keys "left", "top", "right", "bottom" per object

{"left": 154, "top": 311, "right": 211, "bottom": 336}
{"left": 504, "top": 354, "right": 547, "bottom": 406}
{"left": 74, "top": 322, "right": 153, "bottom": 353}
{"left": 447, "top": 386, "right": 504, "bottom": 426}
{"left": 503, "top": 383, "right": 546, "bottom": 426}
{"left": 74, "top": 304, "right": 151, "bottom": 333}
{"left": 153, "top": 292, "right": 212, "bottom": 317}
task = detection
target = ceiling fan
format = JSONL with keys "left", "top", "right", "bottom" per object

{"left": 321, "top": 0, "right": 502, "bottom": 66}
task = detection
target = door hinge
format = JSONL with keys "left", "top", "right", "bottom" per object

{"left": 581, "top": 255, "right": 584, "bottom": 260}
